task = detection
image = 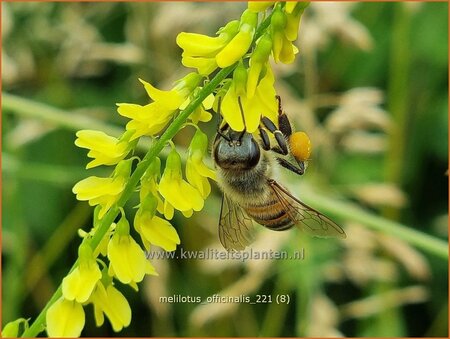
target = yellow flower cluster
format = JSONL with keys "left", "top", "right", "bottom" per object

{"left": 177, "top": 1, "right": 308, "bottom": 132}
{"left": 39, "top": 2, "right": 309, "bottom": 337}
{"left": 48, "top": 75, "right": 217, "bottom": 337}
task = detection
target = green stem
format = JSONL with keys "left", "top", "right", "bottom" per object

{"left": 20, "top": 11, "right": 276, "bottom": 337}
{"left": 297, "top": 183, "right": 448, "bottom": 260}
{"left": 21, "top": 65, "right": 235, "bottom": 338}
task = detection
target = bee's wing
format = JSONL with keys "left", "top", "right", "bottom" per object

{"left": 218, "top": 194, "right": 255, "bottom": 251}
{"left": 268, "top": 180, "right": 346, "bottom": 239}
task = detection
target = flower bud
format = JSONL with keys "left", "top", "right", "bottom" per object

{"left": 233, "top": 61, "right": 248, "bottom": 96}
{"left": 174, "top": 72, "right": 203, "bottom": 93}
{"left": 285, "top": 3, "right": 307, "bottom": 41}
{"left": 189, "top": 129, "right": 208, "bottom": 155}
{"left": 271, "top": 8, "right": 287, "bottom": 63}
{"left": 140, "top": 194, "right": 158, "bottom": 220}
{"left": 165, "top": 148, "right": 182, "bottom": 173}
{"left": 2, "top": 318, "right": 28, "bottom": 337}
{"left": 247, "top": 33, "right": 272, "bottom": 97}
{"left": 216, "top": 10, "right": 257, "bottom": 68}
{"left": 116, "top": 213, "right": 130, "bottom": 236}
{"left": 78, "top": 241, "right": 94, "bottom": 262}
{"left": 114, "top": 158, "right": 133, "bottom": 179}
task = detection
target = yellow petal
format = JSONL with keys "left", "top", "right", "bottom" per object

{"left": 202, "top": 93, "right": 215, "bottom": 109}
{"left": 46, "top": 298, "right": 85, "bottom": 338}
{"left": 138, "top": 215, "right": 180, "bottom": 252}
{"left": 72, "top": 177, "right": 124, "bottom": 201}
{"left": 243, "top": 97, "right": 261, "bottom": 133}
{"left": 163, "top": 200, "right": 174, "bottom": 220}
{"left": 107, "top": 235, "right": 147, "bottom": 284}
{"left": 104, "top": 285, "right": 132, "bottom": 332}
{"left": 182, "top": 209, "right": 193, "bottom": 218}
{"left": 221, "top": 82, "right": 245, "bottom": 132}
{"left": 176, "top": 32, "right": 227, "bottom": 57}
{"left": 285, "top": 2, "right": 298, "bottom": 14}
{"left": 138, "top": 79, "right": 185, "bottom": 109}
{"left": 279, "top": 38, "right": 296, "bottom": 64}
{"left": 116, "top": 103, "right": 147, "bottom": 120}
{"left": 246, "top": 60, "right": 264, "bottom": 98}
{"left": 216, "top": 31, "right": 253, "bottom": 68}
{"left": 62, "top": 264, "right": 101, "bottom": 303}
{"left": 181, "top": 55, "right": 218, "bottom": 75}
{"left": 75, "top": 130, "right": 119, "bottom": 150}
{"left": 255, "top": 67, "right": 278, "bottom": 122}
{"left": 179, "top": 181, "right": 204, "bottom": 211}
{"left": 186, "top": 158, "right": 212, "bottom": 198}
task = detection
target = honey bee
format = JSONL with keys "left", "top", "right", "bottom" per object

{"left": 212, "top": 96, "right": 346, "bottom": 250}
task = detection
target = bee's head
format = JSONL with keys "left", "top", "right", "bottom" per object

{"left": 213, "top": 127, "right": 260, "bottom": 171}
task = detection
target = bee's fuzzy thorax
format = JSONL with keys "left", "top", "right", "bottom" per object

{"left": 214, "top": 151, "right": 275, "bottom": 206}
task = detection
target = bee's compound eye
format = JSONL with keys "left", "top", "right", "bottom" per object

{"left": 290, "top": 132, "right": 311, "bottom": 161}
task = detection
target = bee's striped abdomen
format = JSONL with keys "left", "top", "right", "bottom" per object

{"left": 244, "top": 192, "right": 294, "bottom": 231}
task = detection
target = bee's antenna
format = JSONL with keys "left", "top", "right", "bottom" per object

{"left": 237, "top": 96, "right": 246, "bottom": 142}
{"left": 276, "top": 95, "right": 282, "bottom": 115}
{"left": 216, "top": 96, "right": 231, "bottom": 142}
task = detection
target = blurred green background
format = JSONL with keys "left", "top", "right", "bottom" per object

{"left": 2, "top": 2, "right": 448, "bottom": 337}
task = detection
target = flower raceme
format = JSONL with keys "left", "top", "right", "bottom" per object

{"left": 177, "top": 9, "right": 258, "bottom": 75}
{"left": 32, "top": 2, "right": 313, "bottom": 337}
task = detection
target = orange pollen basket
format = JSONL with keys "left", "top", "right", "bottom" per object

{"left": 289, "top": 131, "right": 311, "bottom": 161}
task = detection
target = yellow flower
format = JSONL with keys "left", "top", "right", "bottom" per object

{"left": 46, "top": 298, "right": 85, "bottom": 337}
{"left": 247, "top": 33, "right": 272, "bottom": 98}
{"left": 62, "top": 243, "right": 101, "bottom": 303}
{"left": 163, "top": 199, "right": 175, "bottom": 220}
{"left": 178, "top": 10, "right": 257, "bottom": 72}
{"left": 73, "top": 176, "right": 126, "bottom": 219}
{"left": 89, "top": 281, "right": 131, "bottom": 332}
{"left": 159, "top": 149, "right": 204, "bottom": 213}
{"left": 107, "top": 215, "right": 157, "bottom": 284}
{"left": 117, "top": 74, "right": 201, "bottom": 140}
{"left": 186, "top": 129, "right": 216, "bottom": 198}
{"left": 215, "top": 10, "right": 258, "bottom": 68}
{"left": 177, "top": 20, "right": 240, "bottom": 75}
{"left": 135, "top": 212, "right": 180, "bottom": 252}
{"left": 221, "top": 63, "right": 278, "bottom": 133}
{"left": 285, "top": 2, "right": 309, "bottom": 41}
{"left": 117, "top": 102, "right": 175, "bottom": 141}
{"left": 271, "top": 7, "right": 298, "bottom": 64}
{"left": 73, "top": 159, "right": 132, "bottom": 218}
{"left": 75, "top": 130, "right": 132, "bottom": 169}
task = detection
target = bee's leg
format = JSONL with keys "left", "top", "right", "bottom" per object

{"left": 276, "top": 157, "right": 305, "bottom": 176}
{"left": 275, "top": 95, "right": 293, "bottom": 138}
{"left": 259, "top": 125, "right": 271, "bottom": 151}
{"left": 261, "top": 116, "right": 289, "bottom": 155}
